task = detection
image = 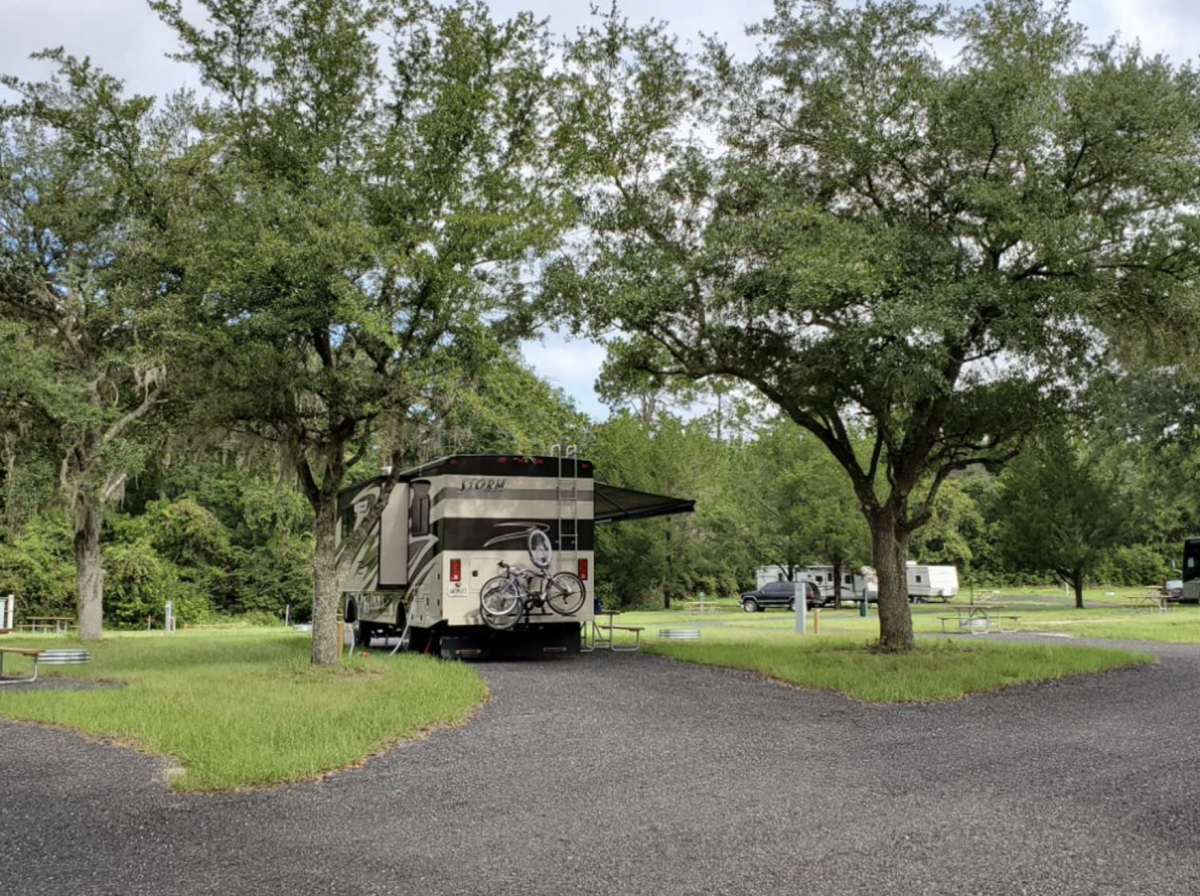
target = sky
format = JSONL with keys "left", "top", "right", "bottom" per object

{"left": 2, "top": 0, "right": 1196, "bottom": 419}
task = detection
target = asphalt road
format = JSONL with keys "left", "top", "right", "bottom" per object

{"left": 4, "top": 638, "right": 1200, "bottom": 895}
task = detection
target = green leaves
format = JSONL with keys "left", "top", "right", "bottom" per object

{"left": 556, "top": 0, "right": 1200, "bottom": 519}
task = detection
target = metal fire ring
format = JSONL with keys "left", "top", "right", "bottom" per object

{"left": 658, "top": 629, "right": 700, "bottom": 641}
{"left": 38, "top": 649, "right": 92, "bottom": 665}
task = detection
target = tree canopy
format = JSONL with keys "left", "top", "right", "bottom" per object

{"left": 548, "top": 0, "right": 1200, "bottom": 649}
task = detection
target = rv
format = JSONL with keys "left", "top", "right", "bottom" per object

{"left": 755, "top": 563, "right": 958, "bottom": 604}
{"left": 757, "top": 566, "right": 878, "bottom": 603}
{"left": 1184, "top": 538, "right": 1200, "bottom": 603}
{"left": 906, "top": 562, "right": 959, "bottom": 602}
{"left": 337, "top": 453, "right": 694, "bottom": 659}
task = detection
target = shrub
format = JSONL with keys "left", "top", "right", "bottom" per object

{"left": 0, "top": 514, "right": 76, "bottom": 618}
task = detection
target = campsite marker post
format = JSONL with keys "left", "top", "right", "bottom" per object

{"left": 795, "top": 594, "right": 806, "bottom": 634}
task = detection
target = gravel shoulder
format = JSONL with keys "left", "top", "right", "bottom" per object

{"left": 3, "top": 642, "right": 1199, "bottom": 895}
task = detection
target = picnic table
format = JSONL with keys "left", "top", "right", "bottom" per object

{"left": 582, "top": 610, "right": 643, "bottom": 653}
{"left": 938, "top": 604, "right": 1021, "bottom": 635}
{"left": 17, "top": 616, "right": 73, "bottom": 634}
{"left": 1125, "top": 593, "right": 1170, "bottom": 613}
{"left": 0, "top": 647, "right": 45, "bottom": 685}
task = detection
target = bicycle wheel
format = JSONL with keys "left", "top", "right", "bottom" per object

{"left": 546, "top": 572, "right": 586, "bottom": 616}
{"left": 481, "top": 576, "right": 522, "bottom": 616}
{"left": 480, "top": 577, "right": 522, "bottom": 631}
{"left": 527, "top": 529, "right": 553, "bottom": 570}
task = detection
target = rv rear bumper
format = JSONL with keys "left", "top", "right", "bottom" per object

{"left": 438, "top": 623, "right": 582, "bottom": 660}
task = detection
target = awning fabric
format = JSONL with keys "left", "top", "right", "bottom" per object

{"left": 593, "top": 483, "right": 696, "bottom": 524}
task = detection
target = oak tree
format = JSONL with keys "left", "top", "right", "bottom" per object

{"left": 549, "top": 0, "right": 1200, "bottom": 650}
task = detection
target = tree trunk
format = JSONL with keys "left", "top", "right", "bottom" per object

{"left": 870, "top": 509, "right": 913, "bottom": 652}
{"left": 663, "top": 523, "right": 672, "bottom": 609}
{"left": 311, "top": 494, "right": 341, "bottom": 666}
{"left": 73, "top": 489, "right": 105, "bottom": 641}
{"left": 1073, "top": 567, "right": 1085, "bottom": 609}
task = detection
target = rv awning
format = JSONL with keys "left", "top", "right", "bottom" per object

{"left": 593, "top": 483, "right": 696, "bottom": 524}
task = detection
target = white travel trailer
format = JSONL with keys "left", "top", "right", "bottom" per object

{"left": 905, "top": 562, "right": 960, "bottom": 602}
{"left": 337, "top": 453, "right": 694, "bottom": 659}
{"left": 757, "top": 566, "right": 878, "bottom": 603}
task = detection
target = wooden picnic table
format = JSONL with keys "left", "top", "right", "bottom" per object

{"left": 0, "top": 647, "right": 45, "bottom": 684}
{"left": 1124, "top": 593, "right": 1170, "bottom": 613}
{"left": 18, "top": 616, "right": 74, "bottom": 634}
{"left": 582, "top": 610, "right": 643, "bottom": 653}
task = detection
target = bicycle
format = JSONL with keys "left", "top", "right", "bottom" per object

{"left": 479, "top": 530, "right": 586, "bottom": 630}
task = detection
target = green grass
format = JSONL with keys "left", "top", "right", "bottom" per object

{"left": 637, "top": 628, "right": 1153, "bottom": 703}
{"left": 0, "top": 628, "right": 487, "bottom": 793}
{"left": 641, "top": 587, "right": 1200, "bottom": 643}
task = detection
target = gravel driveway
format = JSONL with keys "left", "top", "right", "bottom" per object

{"left": 3, "top": 639, "right": 1199, "bottom": 896}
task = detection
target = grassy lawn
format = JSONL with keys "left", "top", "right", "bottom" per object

{"left": 633, "top": 627, "right": 1153, "bottom": 702}
{"left": 607, "top": 595, "right": 1165, "bottom": 702}
{"left": 0, "top": 629, "right": 487, "bottom": 793}
{"left": 642, "top": 587, "right": 1200, "bottom": 643}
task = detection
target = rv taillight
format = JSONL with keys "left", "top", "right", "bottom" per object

{"left": 450, "top": 559, "right": 462, "bottom": 582}
{"left": 578, "top": 558, "right": 589, "bottom": 580}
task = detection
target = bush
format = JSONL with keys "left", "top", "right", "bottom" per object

{"left": 1096, "top": 545, "right": 1172, "bottom": 587}
{"left": 240, "top": 609, "right": 284, "bottom": 627}
{"left": 103, "top": 539, "right": 215, "bottom": 628}
{"left": 0, "top": 514, "right": 76, "bottom": 618}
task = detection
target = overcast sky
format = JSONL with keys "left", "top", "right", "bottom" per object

{"left": 2, "top": 0, "right": 1196, "bottom": 419}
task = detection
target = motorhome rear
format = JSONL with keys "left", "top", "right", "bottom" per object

{"left": 337, "top": 454, "right": 694, "bottom": 658}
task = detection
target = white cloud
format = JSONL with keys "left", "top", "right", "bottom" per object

{"left": 519, "top": 334, "right": 608, "bottom": 419}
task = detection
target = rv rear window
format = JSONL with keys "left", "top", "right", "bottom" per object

{"left": 410, "top": 482, "right": 431, "bottom": 537}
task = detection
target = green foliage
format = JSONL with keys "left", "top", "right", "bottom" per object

{"left": 103, "top": 539, "right": 187, "bottom": 627}
{"left": 993, "top": 431, "right": 1132, "bottom": 604}
{"left": 549, "top": 0, "right": 1200, "bottom": 648}
{"left": 0, "top": 514, "right": 76, "bottom": 617}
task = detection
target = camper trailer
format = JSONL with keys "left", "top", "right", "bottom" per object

{"left": 337, "top": 453, "right": 694, "bottom": 659}
{"left": 905, "top": 562, "right": 960, "bottom": 602}
{"left": 1183, "top": 538, "right": 1200, "bottom": 603}
{"left": 757, "top": 566, "right": 878, "bottom": 603}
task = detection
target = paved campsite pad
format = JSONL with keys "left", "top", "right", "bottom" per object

{"left": 3, "top": 640, "right": 1199, "bottom": 896}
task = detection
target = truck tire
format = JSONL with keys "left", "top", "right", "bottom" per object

{"left": 742, "top": 598, "right": 758, "bottom": 613}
